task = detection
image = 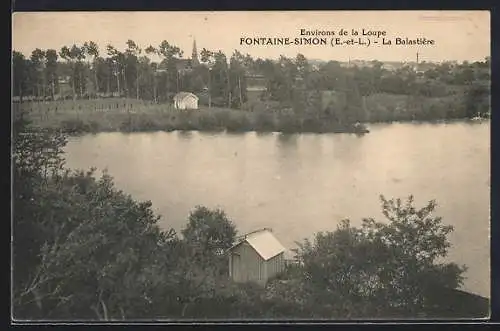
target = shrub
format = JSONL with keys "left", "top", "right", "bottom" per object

{"left": 277, "top": 115, "right": 302, "bottom": 133}
{"left": 253, "top": 112, "right": 276, "bottom": 132}
{"left": 197, "top": 113, "right": 222, "bottom": 131}
{"left": 60, "top": 119, "right": 89, "bottom": 133}
{"left": 224, "top": 114, "right": 252, "bottom": 132}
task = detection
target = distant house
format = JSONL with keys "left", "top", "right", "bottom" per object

{"left": 228, "top": 228, "right": 286, "bottom": 286}
{"left": 173, "top": 92, "right": 199, "bottom": 109}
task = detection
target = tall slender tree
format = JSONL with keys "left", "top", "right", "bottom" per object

{"left": 200, "top": 48, "right": 215, "bottom": 108}
{"left": 145, "top": 45, "right": 159, "bottom": 103}
{"left": 157, "top": 40, "right": 183, "bottom": 102}
{"left": 44, "top": 49, "right": 58, "bottom": 99}
{"left": 83, "top": 41, "right": 100, "bottom": 96}
{"left": 70, "top": 45, "right": 86, "bottom": 98}
{"left": 125, "top": 40, "right": 142, "bottom": 100}
{"left": 30, "top": 49, "right": 46, "bottom": 100}
{"left": 106, "top": 45, "right": 122, "bottom": 97}
{"left": 13, "top": 51, "right": 28, "bottom": 102}
{"left": 59, "top": 46, "right": 76, "bottom": 100}
{"left": 230, "top": 50, "right": 250, "bottom": 108}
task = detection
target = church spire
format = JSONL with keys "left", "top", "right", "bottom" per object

{"left": 191, "top": 38, "right": 199, "bottom": 66}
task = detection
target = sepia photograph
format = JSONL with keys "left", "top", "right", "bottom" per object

{"left": 11, "top": 10, "right": 490, "bottom": 321}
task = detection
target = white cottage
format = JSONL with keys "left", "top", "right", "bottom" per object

{"left": 173, "top": 92, "right": 199, "bottom": 110}
{"left": 228, "top": 228, "right": 286, "bottom": 286}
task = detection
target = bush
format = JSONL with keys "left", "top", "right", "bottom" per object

{"left": 87, "top": 120, "right": 101, "bottom": 133}
{"left": 224, "top": 114, "right": 252, "bottom": 132}
{"left": 13, "top": 119, "right": 179, "bottom": 320}
{"left": 301, "top": 118, "right": 323, "bottom": 133}
{"left": 197, "top": 113, "right": 223, "bottom": 131}
{"left": 60, "top": 119, "right": 89, "bottom": 133}
{"left": 253, "top": 112, "right": 276, "bottom": 132}
{"left": 277, "top": 115, "right": 302, "bottom": 133}
{"left": 291, "top": 195, "right": 467, "bottom": 317}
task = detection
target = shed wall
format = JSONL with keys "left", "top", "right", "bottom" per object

{"left": 175, "top": 95, "right": 198, "bottom": 109}
{"left": 265, "top": 252, "right": 285, "bottom": 280}
{"left": 230, "top": 242, "right": 267, "bottom": 285}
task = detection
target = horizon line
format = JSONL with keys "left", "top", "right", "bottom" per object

{"left": 11, "top": 47, "right": 489, "bottom": 64}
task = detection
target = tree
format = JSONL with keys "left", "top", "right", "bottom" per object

{"left": 106, "top": 45, "right": 123, "bottom": 97}
{"left": 12, "top": 116, "right": 179, "bottom": 320}
{"left": 181, "top": 206, "right": 237, "bottom": 270}
{"left": 69, "top": 45, "right": 86, "bottom": 98}
{"left": 292, "top": 195, "right": 467, "bottom": 317}
{"left": 59, "top": 46, "right": 76, "bottom": 100}
{"left": 295, "top": 53, "right": 310, "bottom": 81}
{"left": 200, "top": 48, "right": 215, "bottom": 107}
{"left": 145, "top": 45, "right": 160, "bottom": 102}
{"left": 83, "top": 41, "right": 100, "bottom": 96}
{"left": 30, "top": 48, "right": 46, "bottom": 100}
{"left": 44, "top": 49, "right": 58, "bottom": 99}
{"left": 210, "top": 50, "right": 231, "bottom": 107}
{"left": 157, "top": 40, "right": 183, "bottom": 102}
{"left": 135, "top": 55, "right": 155, "bottom": 101}
{"left": 465, "top": 83, "right": 490, "bottom": 118}
{"left": 13, "top": 51, "right": 28, "bottom": 102}
{"left": 229, "top": 50, "right": 249, "bottom": 108}
{"left": 181, "top": 206, "right": 237, "bottom": 253}
{"left": 125, "top": 40, "right": 142, "bottom": 100}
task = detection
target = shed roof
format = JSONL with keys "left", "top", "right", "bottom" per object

{"left": 231, "top": 229, "right": 286, "bottom": 261}
{"left": 173, "top": 92, "right": 198, "bottom": 101}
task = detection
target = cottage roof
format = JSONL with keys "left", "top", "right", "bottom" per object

{"left": 173, "top": 92, "right": 198, "bottom": 101}
{"left": 231, "top": 229, "right": 286, "bottom": 261}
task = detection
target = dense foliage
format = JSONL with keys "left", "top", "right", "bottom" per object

{"left": 13, "top": 115, "right": 480, "bottom": 320}
{"left": 284, "top": 196, "right": 467, "bottom": 318}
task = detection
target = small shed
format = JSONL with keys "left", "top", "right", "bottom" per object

{"left": 228, "top": 228, "right": 286, "bottom": 286}
{"left": 173, "top": 92, "right": 199, "bottom": 110}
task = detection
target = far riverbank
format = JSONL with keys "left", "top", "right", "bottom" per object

{"left": 15, "top": 97, "right": 488, "bottom": 136}
{"left": 17, "top": 101, "right": 370, "bottom": 135}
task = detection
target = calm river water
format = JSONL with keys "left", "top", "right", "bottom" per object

{"left": 64, "top": 121, "right": 490, "bottom": 298}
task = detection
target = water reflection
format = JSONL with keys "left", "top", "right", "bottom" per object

{"left": 255, "top": 131, "right": 274, "bottom": 137}
{"left": 177, "top": 130, "right": 193, "bottom": 139}
{"left": 277, "top": 133, "right": 298, "bottom": 147}
{"left": 331, "top": 134, "right": 366, "bottom": 166}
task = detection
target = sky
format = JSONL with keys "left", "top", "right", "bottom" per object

{"left": 12, "top": 11, "right": 490, "bottom": 63}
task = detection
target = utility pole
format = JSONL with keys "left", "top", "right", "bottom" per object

{"left": 416, "top": 52, "right": 419, "bottom": 64}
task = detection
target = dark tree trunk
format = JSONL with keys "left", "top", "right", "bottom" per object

{"left": 136, "top": 70, "right": 140, "bottom": 100}
{"left": 238, "top": 76, "right": 243, "bottom": 107}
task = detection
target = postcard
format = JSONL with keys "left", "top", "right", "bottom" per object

{"left": 11, "top": 11, "right": 490, "bottom": 321}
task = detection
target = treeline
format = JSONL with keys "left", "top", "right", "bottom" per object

{"left": 13, "top": 114, "right": 483, "bottom": 320}
{"left": 12, "top": 40, "right": 491, "bottom": 121}
{"left": 12, "top": 41, "right": 252, "bottom": 108}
